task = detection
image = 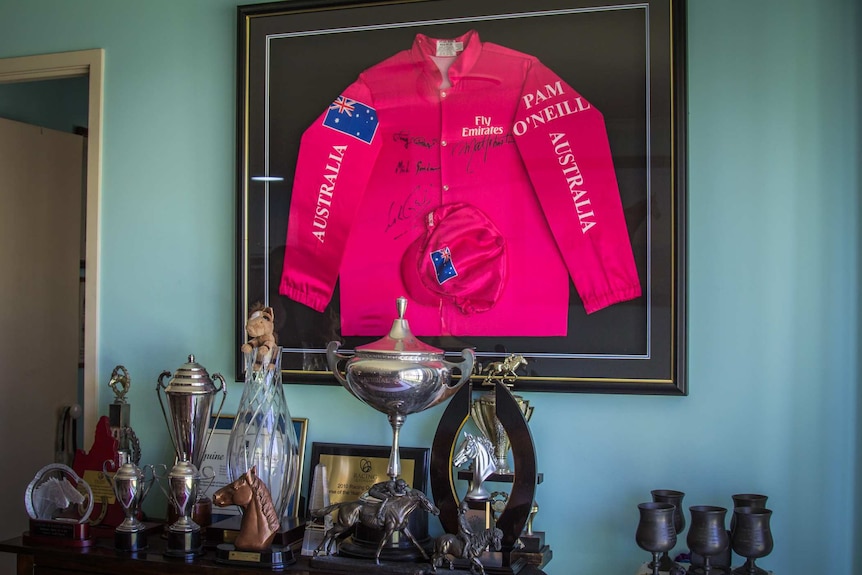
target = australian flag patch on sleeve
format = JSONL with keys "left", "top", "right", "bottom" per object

{"left": 322, "top": 96, "right": 378, "bottom": 144}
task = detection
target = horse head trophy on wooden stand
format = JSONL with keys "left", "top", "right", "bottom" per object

{"left": 429, "top": 354, "right": 551, "bottom": 575}
{"left": 213, "top": 466, "right": 295, "bottom": 569}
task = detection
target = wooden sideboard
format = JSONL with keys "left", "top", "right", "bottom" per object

{"left": 0, "top": 535, "right": 549, "bottom": 575}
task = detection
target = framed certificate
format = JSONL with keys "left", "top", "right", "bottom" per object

{"left": 204, "top": 416, "right": 309, "bottom": 518}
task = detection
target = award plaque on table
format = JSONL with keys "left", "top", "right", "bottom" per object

{"left": 23, "top": 464, "right": 95, "bottom": 547}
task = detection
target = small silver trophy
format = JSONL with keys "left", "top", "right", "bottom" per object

{"left": 103, "top": 450, "right": 156, "bottom": 551}
{"left": 156, "top": 458, "right": 204, "bottom": 557}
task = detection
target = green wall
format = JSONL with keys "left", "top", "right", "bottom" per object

{"left": 0, "top": 1, "right": 859, "bottom": 573}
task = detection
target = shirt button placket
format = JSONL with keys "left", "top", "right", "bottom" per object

{"left": 439, "top": 89, "right": 449, "bottom": 202}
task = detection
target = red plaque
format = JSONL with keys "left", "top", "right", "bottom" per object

{"left": 72, "top": 416, "right": 123, "bottom": 529}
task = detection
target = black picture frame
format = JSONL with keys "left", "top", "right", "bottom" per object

{"left": 236, "top": 0, "right": 687, "bottom": 394}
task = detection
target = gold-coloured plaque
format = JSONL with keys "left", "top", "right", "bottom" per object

{"left": 319, "top": 453, "right": 416, "bottom": 503}
{"left": 228, "top": 550, "right": 262, "bottom": 562}
{"left": 82, "top": 470, "right": 116, "bottom": 505}
{"left": 306, "top": 443, "right": 430, "bottom": 519}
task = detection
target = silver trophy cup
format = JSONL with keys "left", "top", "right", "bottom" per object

{"left": 103, "top": 451, "right": 156, "bottom": 551}
{"left": 156, "top": 459, "right": 204, "bottom": 557}
{"left": 156, "top": 354, "right": 227, "bottom": 471}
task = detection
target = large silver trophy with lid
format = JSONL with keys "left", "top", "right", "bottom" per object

{"left": 324, "top": 297, "right": 474, "bottom": 562}
{"left": 327, "top": 297, "right": 475, "bottom": 481}
{"left": 156, "top": 354, "right": 226, "bottom": 557}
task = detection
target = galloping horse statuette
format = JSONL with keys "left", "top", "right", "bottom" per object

{"left": 483, "top": 354, "right": 527, "bottom": 385}
{"left": 311, "top": 485, "right": 440, "bottom": 564}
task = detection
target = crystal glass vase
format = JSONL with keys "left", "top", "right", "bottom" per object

{"left": 227, "top": 347, "right": 299, "bottom": 521}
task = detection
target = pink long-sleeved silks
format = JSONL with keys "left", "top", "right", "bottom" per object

{"left": 279, "top": 30, "right": 641, "bottom": 337}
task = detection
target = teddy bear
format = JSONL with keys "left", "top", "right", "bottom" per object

{"left": 241, "top": 303, "right": 277, "bottom": 372}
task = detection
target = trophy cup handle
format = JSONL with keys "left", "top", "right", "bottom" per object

{"left": 156, "top": 370, "right": 181, "bottom": 460}
{"left": 152, "top": 463, "right": 171, "bottom": 502}
{"left": 443, "top": 348, "right": 476, "bottom": 389}
{"left": 202, "top": 373, "right": 228, "bottom": 458}
{"left": 198, "top": 465, "right": 216, "bottom": 495}
{"left": 326, "top": 341, "right": 351, "bottom": 387}
{"left": 140, "top": 464, "right": 158, "bottom": 503}
{"left": 102, "top": 459, "right": 117, "bottom": 494}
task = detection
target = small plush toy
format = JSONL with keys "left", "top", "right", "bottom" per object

{"left": 241, "top": 303, "right": 277, "bottom": 372}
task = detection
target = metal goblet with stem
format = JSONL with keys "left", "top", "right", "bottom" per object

{"left": 687, "top": 506, "right": 730, "bottom": 575}
{"left": 730, "top": 493, "right": 767, "bottom": 533}
{"left": 636, "top": 502, "right": 677, "bottom": 575}
{"left": 731, "top": 507, "right": 773, "bottom": 575}
{"left": 651, "top": 489, "right": 685, "bottom": 572}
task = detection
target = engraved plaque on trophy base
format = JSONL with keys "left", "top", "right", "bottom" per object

{"left": 24, "top": 519, "right": 93, "bottom": 548}
{"left": 215, "top": 543, "right": 295, "bottom": 569}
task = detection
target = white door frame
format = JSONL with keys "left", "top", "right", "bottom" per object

{"left": 0, "top": 49, "right": 104, "bottom": 440}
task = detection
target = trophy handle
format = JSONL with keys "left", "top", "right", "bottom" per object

{"left": 140, "top": 463, "right": 158, "bottom": 503}
{"left": 156, "top": 370, "right": 181, "bottom": 461}
{"left": 202, "top": 373, "right": 228, "bottom": 459}
{"left": 102, "top": 458, "right": 117, "bottom": 495}
{"left": 443, "top": 348, "right": 476, "bottom": 389}
{"left": 152, "top": 463, "right": 173, "bottom": 503}
{"left": 326, "top": 341, "right": 351, "bottom": 387}
{"left": 198, "top": 465, "right": 216, "bottom": 495}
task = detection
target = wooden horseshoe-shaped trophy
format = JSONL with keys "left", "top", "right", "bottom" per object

{"left": 430, "top": 370, "right": 550, "bottom": 574}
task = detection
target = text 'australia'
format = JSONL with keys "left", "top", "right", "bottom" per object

{"left": 312, "top": 145, "right": 347, "bottom": 243}
{"left": 550, "top": 132, "right": 596, "bottom": 233}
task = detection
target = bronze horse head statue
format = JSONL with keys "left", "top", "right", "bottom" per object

{"left": 213, "top": 466, "right": 280, "bottom": 551}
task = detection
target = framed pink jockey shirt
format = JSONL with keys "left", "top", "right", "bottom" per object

{"left": 237, "top": 0, "right": 688, "bottom": 395}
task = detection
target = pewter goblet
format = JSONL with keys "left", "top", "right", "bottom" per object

{"left": 636, "top": 502, "right": 677, "bottom": 575}
{"left": 687, "top": 506, "right": 729, "bottom": 575}
{"left": 651, "top": 489, "right": 685, "bottom": 572}
{"left": 730, "top": 493, "right": 767, "bottom": 533}
{"left": 731, "top": 507, "right": 773, "bottom": 575}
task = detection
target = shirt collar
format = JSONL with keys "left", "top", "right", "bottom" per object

{"left": 411, "top": 30, "right": 482, "bottom": 87}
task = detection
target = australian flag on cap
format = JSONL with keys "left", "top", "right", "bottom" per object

{"left": 322, "top": 96, "right": 378, "bottom": 144}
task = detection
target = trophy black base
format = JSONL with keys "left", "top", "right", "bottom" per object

{"left": 338, "top": 531, "right": 433, "bottom": 563}
{"left": 510, "top": 544, "right": 553, "bottom": 572}
{"left": 208, "top": 515, "right": 307, "bottom": 549}
{"left": 114, "top": 529, "right": 147, "bottom": 552}
{"left": 24, "top": 520, "right": 93, "bottom": 548}
{"left": 435, "top": 546, "right": 552, "bottom": 575}
{"left": 164, "top": 529, "right": 204, "bottom": 559}
{"left": 517, "top": 531, "right": 545, "bottom": 552}
{"left": 309, "top": 554, "right": 429, "bottom": 574}
{"left": 215, "top": 543, "right": 295, "bottom": 569}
